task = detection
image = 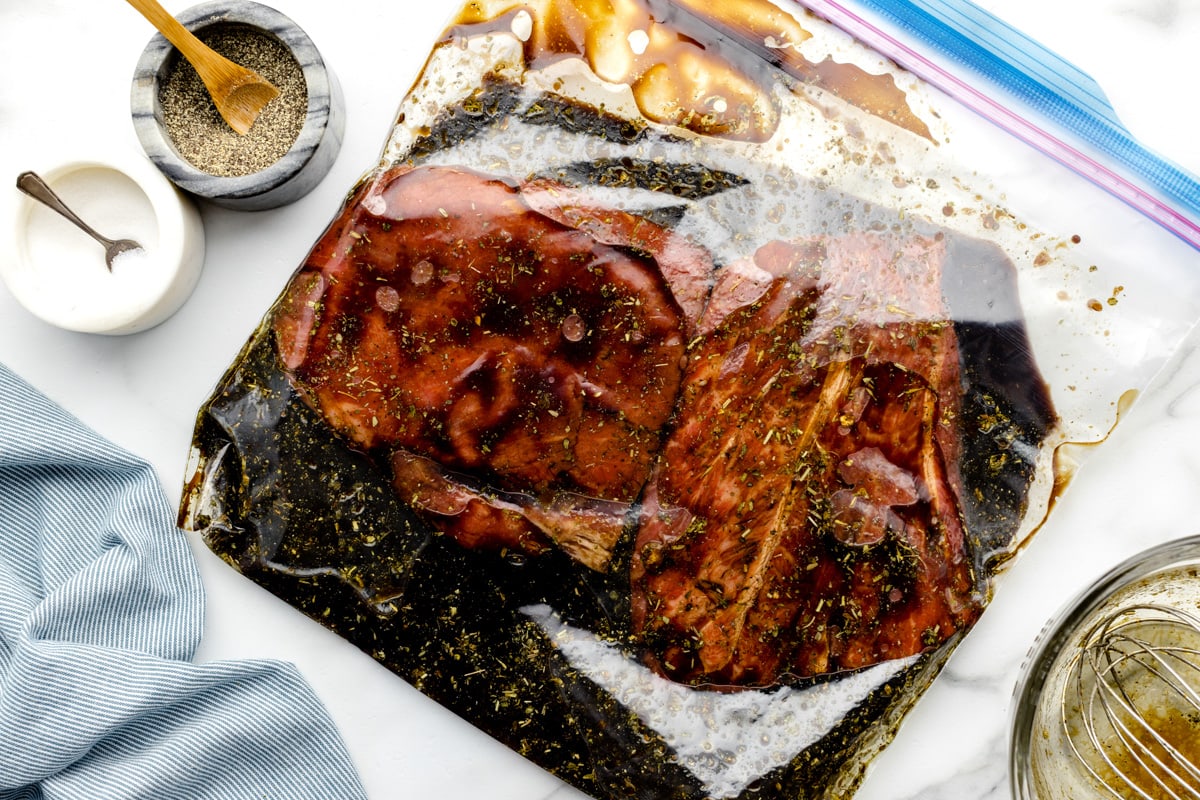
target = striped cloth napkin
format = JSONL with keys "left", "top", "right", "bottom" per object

{"left": 0, "top": 362, "right": 368, "bottom": 800}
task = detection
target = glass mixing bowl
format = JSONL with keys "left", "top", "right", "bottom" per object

{"left": 1010, "top": 535, "right": 1200, "bottom": 800}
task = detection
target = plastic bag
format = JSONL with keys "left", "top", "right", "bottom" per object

{"left": 178, "top": 1, "right": 1200, "bottom": 797}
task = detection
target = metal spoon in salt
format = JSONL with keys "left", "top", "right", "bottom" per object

{"left": 16, "top": 171, "right": 143, "bottom": 271}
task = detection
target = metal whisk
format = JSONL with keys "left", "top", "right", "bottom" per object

{"left": 1061, "top": 603, "right": 1200, "bottom": 800}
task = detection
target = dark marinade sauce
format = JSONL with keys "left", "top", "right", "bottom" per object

{"left": 183, "top": 82, "right": 1055, "bottom": 800}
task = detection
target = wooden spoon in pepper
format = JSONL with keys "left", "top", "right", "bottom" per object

{"left": 126, "top": 0, "right": 279, "bottom": 135}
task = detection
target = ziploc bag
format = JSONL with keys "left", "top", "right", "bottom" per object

{"left": 178, "top": 1, "right": 1200, "bottom": 798}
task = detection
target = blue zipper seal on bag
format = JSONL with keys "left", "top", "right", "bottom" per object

{"left": 859, "top": 0, "right": 1127, "bottom": 129}
{"left": 852, "top": 0, "right": 1200, "bottom": 221}
{"left": 797, "top": 0, "right": 1200, "bottom": 247}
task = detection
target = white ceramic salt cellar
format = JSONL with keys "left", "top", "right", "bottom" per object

{"left": 6, "top": 149, "right": 205, "bottom": 335}
{"left": 130, "top": 0, "right": 344, "bottom": 211}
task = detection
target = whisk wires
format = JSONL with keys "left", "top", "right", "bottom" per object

{"left": 1061, "top": 603, "right": 1200, "bottom": 800}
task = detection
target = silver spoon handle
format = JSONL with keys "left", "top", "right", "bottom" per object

{"left": 16, "top": 171, "right": 116, "bottom": 248}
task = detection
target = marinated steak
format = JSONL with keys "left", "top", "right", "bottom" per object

{"left": 630, "top": 234, "right": 977, "bottom": 686}
{"left": 271, "top": 165, "right": 710, "bottom": 571}
{"left": 271, "top": 165, "right": 1035, "bottom": 685}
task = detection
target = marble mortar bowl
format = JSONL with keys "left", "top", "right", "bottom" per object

{"left": 130, "top": 0, "right": 344, "bottom": 211}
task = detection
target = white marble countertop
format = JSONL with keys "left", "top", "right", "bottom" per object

{"left": 1, "top": 2, "right": 1197, "bottom": 799}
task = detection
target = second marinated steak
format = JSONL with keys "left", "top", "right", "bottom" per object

{"left": 631, "top": 234, "right": 979, "bottom": 686}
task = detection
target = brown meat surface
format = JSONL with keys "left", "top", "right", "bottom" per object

{"left": 630, "top": 234, "right": 978, "bottom": 686}
{"left": 272, "top": 165, "right": 709, "bottom": 570}
{"left": 271, "top": 165, "right": 1014, "bottom": 684}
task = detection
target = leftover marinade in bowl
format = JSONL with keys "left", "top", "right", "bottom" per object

{"left": 180, "top": 1, "right": 1063, "bottom": 797}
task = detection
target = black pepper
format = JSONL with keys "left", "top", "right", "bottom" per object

{"left": 159, "top": 24, "right": 307, "bottom": 176}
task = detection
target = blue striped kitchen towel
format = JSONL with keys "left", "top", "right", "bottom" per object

{"left": 0, "top": 362, "right": 368, "bottom": 800}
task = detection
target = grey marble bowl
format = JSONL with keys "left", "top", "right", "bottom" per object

{"left": 130, "top": 0, "right": 344, "bottom": 211}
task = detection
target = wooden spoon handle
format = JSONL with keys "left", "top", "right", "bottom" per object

{"left": 125, "top": 0, "right": 219, "bottom": 82}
